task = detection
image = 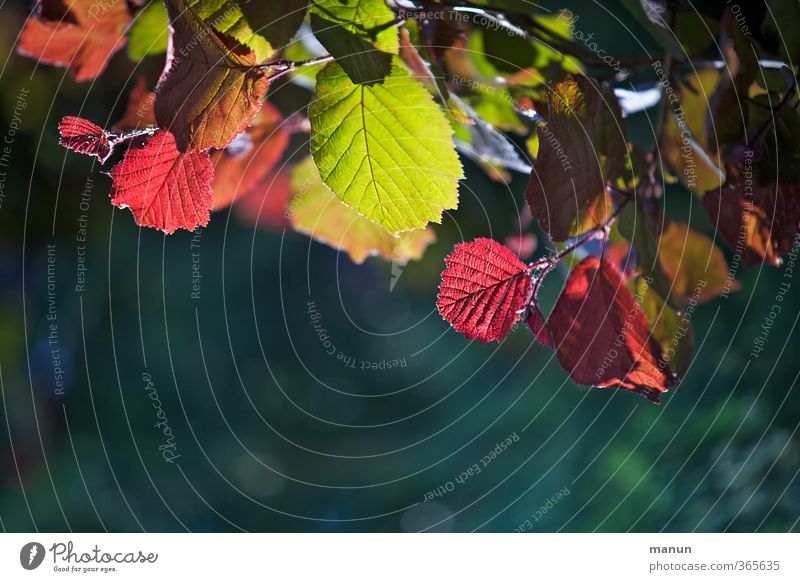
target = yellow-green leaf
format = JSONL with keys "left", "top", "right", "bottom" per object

{"left": 128, "top": 1, "right": 169, "bottom": 61}
{"left": 289, "top": 157, "right": 436, "bottom": 264}
{"left": 309, "top": 60, "right": 463, "bottom": 234}
{"left": 658, "top": 221, "right": 734, "bottom": 304}
{"left": 187, "top": 0, "right": 272, "bottom": 61}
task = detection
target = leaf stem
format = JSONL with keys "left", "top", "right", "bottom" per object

{"left": 251, "top": 54, "right": 335, "bottom": 80}
{"left": 749, "top": 74, "right": 799, "bottom": 145}
{"left": 552, "top": 197, "right": 630, "bottom": 263}
{"left": 527, "top": 196, "right": 631, "bottom": 305}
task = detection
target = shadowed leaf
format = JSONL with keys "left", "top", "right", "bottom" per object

{"left": 310, "top": 0, "right": 398, "bottom": 85}
{"left": 240, "top": 0, "right": 308, "bottom": 49}
{"left": 525, "top": 74, "right": 627, "bottom": 241}
{"left": 546, "top": 257, "right": 676, "bottom": 403}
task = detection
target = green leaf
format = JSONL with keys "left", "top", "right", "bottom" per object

{"left": 621, "top": 0, "right": 716, "bottom": 59}
{"left": 309, "top": 60, "right": 463, "bottom": 233}
{"left": 239, "top": 0, "right": 308, "bottom": 49}
{"left": 483, "top": 27, "right": 536, "bottom": 74}
{"left": 658, "top": 221, "right": 734, "bottom": 304}
{"left": 663, "top": 69, "right": 726, "bottom": 194}
{"left": 187, "top": 0, "right": 272, "bottom": 61}
{"left": 631, "top": 276, "right": 692, "bottom": 377}
{"left": 128, "top": 1, "right": 169, "bottom": 61}
{"left": 524, "top": 74, "right": 627, "bottom": 241}
{"left": 762, "top": 0, "right": 800, "bottom": 64}
{"left": 618, "top": 200, "right": 676, "bottom": 308}
{"left": 289, "top": 157, "right": 436, "bottom": 264}
{"left": 310, "top": 0, "right": 398, "bottom": 85}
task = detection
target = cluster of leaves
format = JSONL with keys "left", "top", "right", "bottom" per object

{"left": 17, "top": 0, "right": 800, "bottom": 403}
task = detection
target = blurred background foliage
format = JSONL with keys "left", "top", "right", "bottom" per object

{"left": 0, "top": 0, "right": 798, "bottom": 532}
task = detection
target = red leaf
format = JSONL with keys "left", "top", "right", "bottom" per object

{"left": 109, "top": 130, "right": 214, "bottom": 234}
{"left": 18, "top": 0, "right": 130, "bottom": 82}
{"left": 234, "top": 168, "right": 292, "bottom": 230}
{"left": 211, "top": 101, "right": 288, "bottom": 211}
{"left": 703, "top": 178, "right": 800, "bottom": 267}
{"left": 155, "top": 0, "right": 269, "bottom": 152}
{"left": 547, "top": 257, "right": 675, "bottom": 403}
{"left": 525, "top": 307, "right": 554, "bottom": 347}
{"left": 58, "top": 116, "right": 112, "bottom": 162}
{"left": 437, "top": 238, "right": 532, "bottom": 343}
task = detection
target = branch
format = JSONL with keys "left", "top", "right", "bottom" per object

{"left": 395, "top": 0, "right": 648, "bottom": 70}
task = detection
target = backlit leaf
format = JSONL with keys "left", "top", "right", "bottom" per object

{"left": 290, "top": 157, "right": 435, "bottom": 264}
{"left": 155, "top": 0, "right": 269, "bottom": 152}
{"left": 187, "top": 0, "right": 272, "bottom": 61}
{"left": 703, "top": 177, "right": 800, "bottom": 267}
{"left": 309, "top": 60, "right": 463, "bottom": 234}
{"left": 109, "top": 130, "right": 214, "bottom": 234}
{"left": 658, "top": 221, "right": 733, "bottom": 304}
{"left": 437, "top": 238, "right": 532, "bottom": 343}
{"left": 662, "top": 69, "right": 726, "bottom": 194}
{"left": 211, "top": 101, "right": 289, "bottom": 210}
{"left": 128, "top": 0, "right": 169, "bottom": 61}
{"left": 18, "top": 0, "right": 130, "bottom": 82}
{"left": 631, "top": 276, "right": 692, "bottom": 377}
{"left": 58, "top": 116, "right": 112, "bottom": 163}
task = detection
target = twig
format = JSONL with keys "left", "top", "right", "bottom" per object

{"left": 258, "top": 54, "right": 335, "bottom": 81}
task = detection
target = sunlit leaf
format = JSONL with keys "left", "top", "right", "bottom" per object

{"left": 309, "top": 60, "right": 463, "bottom": 234}
{"left": 290, "top": 157, "right": 436, "bottom": 264}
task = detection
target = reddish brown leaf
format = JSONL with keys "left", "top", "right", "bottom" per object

{"left": 525, "top": 75, "right": 627, "bottom": 241}
{"left": 155, "top": 0, "right": 269, "bottom": 152}
{"left": 113, "top": 76, "right": 156, "bottom": 132}
{"left": 703, "top": 177, "right": 800, "bottom": 267}
{"left": 437, "top": 238, "right": 532, "bottom": 343}
{"left": 109, "top": 130, "right": 214, "bottom": 234}
{"left": 18, "top": 0, "right": 130, "bottom": 82}
{"left": 547, "top": 257, "right": 675, "bottom": 403}
{"left": 58, "top": 115, "right": 112, "bottom": 162}
{"left": 234, "top": 168, "right": 293, "bottom": 231}
{"left": 211, "top": 101, "right": 288, "bottom": 211}
{"left": 525, "top": 307, "right": 554, "bottom": 347}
